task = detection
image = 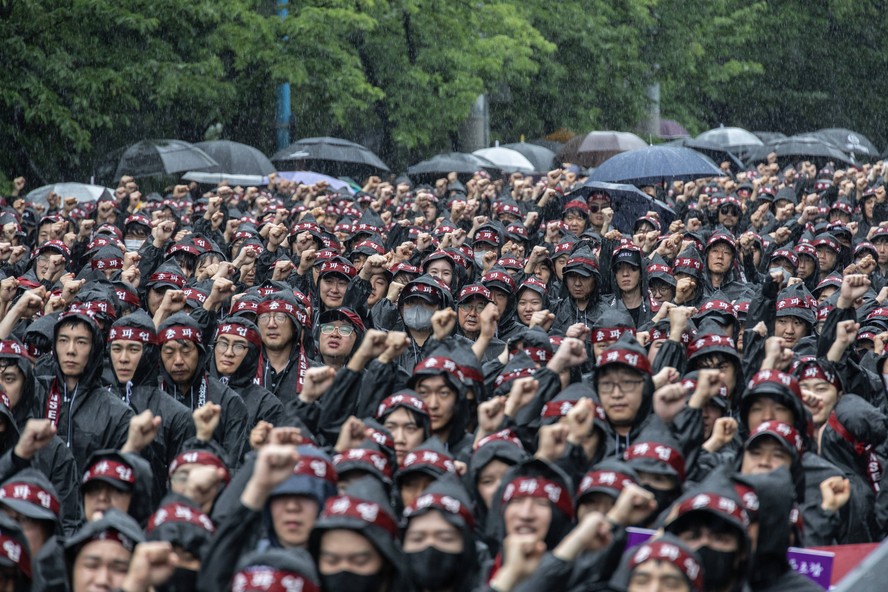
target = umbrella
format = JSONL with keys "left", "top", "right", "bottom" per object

{"left": 270, "top": 137, "right": 389, "bottom": 175}
{"left": 472, "top": 147, "right": 536, "bottom": 173}
{"left": 754, "top": 135, "right": 855, "bottom": 167}
{"left": 811, "top": 128, "right": 879, "bottom": 161}
{"left": 752, "top": 131, "right": 787, "bottom": 143}
{"left": 112, "top": 139, "right": 218, "bottom": 181}
{"left": 558, "top": 131, "right": 648, "bottom": 167}
{"left": 659, "top": 119, "right": 691, "bottom": 140}
{"left": 589, "top": 146, "right": 725, "bottom": 186}
{"left": 566, "top": 181, "right": 675, "bottom": 234}
{"left": 406, "top": 152, "right": 499, "bottom": 181}
{"left": 683, "top": 140, "right": 747, "bottom": 174}
{"left": 195, "top": 140, "right": 276, "bottom": 176}
{"left": 527, "top": 138, "right": 565, "bottom": 153}
{"left": 274, "top": 171, "right": 356, "bottom": 194}
{"left": 695, "top": 126, "right": 764, "bottom": 149}
{"left": 181, "top": 172, "right": 269, "bottom": 186}
{"left": 502, "top": 142, "right": 556, "bottom": 171}
{"left": 26, "top": 183, "right": 113, "bottom": 209}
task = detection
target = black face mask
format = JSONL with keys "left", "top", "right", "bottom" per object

{"left": 696, "top": 546, "right": 739, "bottom": 591}
{"left": 642, "top": 484, "right": 681, "bottom": 518}
{"left": 322, "top": 571, "right": 382, "bottom": 592}
{"left": 157, "top": 567, "right": 198, "bottom": 592}
{"left": 406, "top": 546, "right": 462, "bottom": 591}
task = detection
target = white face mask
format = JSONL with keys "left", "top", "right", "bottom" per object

{"left": 124, "top": 239, "right": 144, "bottom": 252}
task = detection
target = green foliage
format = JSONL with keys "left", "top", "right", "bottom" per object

{"left": 3, "top": 0, "right": 888, "bottom": 184}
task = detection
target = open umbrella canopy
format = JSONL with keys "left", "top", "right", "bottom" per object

{"left": 270, "top": 137, "right": 389, "bottom": 175}
{"left": 472, "top": 147, "right": 536, "bottom": 173}
{"left": 749, "top": 135, "right": 856, "bottom": 167}
{"left": 406, "top": 152, "right": 499, "bottom": 181}
{"left": 683, "top": 140, "right": 747, "bottom": 174}
{"left": 181, "top": 172, "right": 269, "bottom": 186}
{"left": 275, "top": 171, "right": 356, "bottom": 194}
{"left": 696, "top": 126, "right": 764, "bottom": 149}
{"left": 196, "top": 140, "right": 276, "bottom": 176}
{"left": 658, "top": 119, "right": 691, "bottom": 140}
{"left": 566, "top": 181, "right": 675, "bottom": 234}
{"left": 502, "top": 142, "right": 556, "bottom": 171}
{"left": 26, "top": 183, "right": 113, "bottom": 208}
{"left": 112, "top": 139, "right": 218, "bottom": 181}
{"left": 589, "top": 146, "right": 724, "bottom": 186}
{"left": 811, "top": 128, "right": 879, "bottom": 161}
{"left": 558, "top": 131, "right": 647, "bottom": 167}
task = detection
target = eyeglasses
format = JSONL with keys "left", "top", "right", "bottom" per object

{"left": 458, "top": 302, "right": 486, "bottom": 314}
{"left": 320, "top": 323, "right": 354, "bottom": 336}
{"left": 258, "top": 312, "right": 289, "bottom": 324}
{"left": 588, "top": 201, "right": 609, "bottom": 213}
{"left": 216, "top": 340, "right": 248, "bottom": 354}
{"left": 719, "top": 205, "right": 740, "bottom": 216}
{"left": 597, "top": 378, "right": 644, "bottom": 394}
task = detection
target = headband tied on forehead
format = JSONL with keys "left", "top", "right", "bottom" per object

{"left": 322, "top": 495, "right": 398, "bottom": 537}
{"left": 169, "top": 450, "right": 231, "bottom": 484}
{"left": 501, "top": 476, "right": 574, "bottom": 518}
{"left": 216, "top": 322, "right": 263, "bottom": 349}
{"left": 232, "top": 567, "right": 320, "bottom": 592}
{"left": 158, "top": 325, "right": 201, "bottom": 344}
{"left": 628, "top": 539, "right": 703, "bottom": 591}
{"left": 405, "top": 492, "right": 475, "bottom": 529}
{"left": 591, "top": 327, "right": 634, "bottom": 344}
{"left": 0, "top": 482, "right": 60, "bottom": 516}
{"left": 109, "top": 326, "right": 156, "bottom": 345}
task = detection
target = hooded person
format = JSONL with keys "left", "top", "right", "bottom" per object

{"left": 672, "top": 246, "right": 705, "bottom": 307}
{"left": 623, "top": 432, "right": 686, "bottom": 524}
{"left": 314, "top": 307, "right": 365, "bottom": 371}
{"left": 481, "top": 268, "right": 523, "bottom": 342}
{"left": 608, "top": 533, "right": 705, "bottom": 592}
{"left": 80, "top": 449, "right": 154, "bottom": 526}
{"left": 402, "top": 474, "right": 481, "bottom": 592}
{"left": 575, "top": 459, "right": 639, "bottom": 519}
{"left": 103, "top": 311, "right": 196, "bottom": 501}
{"left": 589, "top": 308, "right": 636, "bottom": 363}
{"left": 794, "top": 242, "right": 821, "bottom": 292}
{"left": 646, "top": 254, "right": 676, "bottom": 313}
{"left": 592, "top": 333, "right": 662, "bottom": 458}
{"left": 552, "top": 245, "right": 604, "bottom": 332}
{"left": 227, "top": 547, "right": 321, "bottom": 592}
{"left": 395, "top": 437, "right": 459, "bottom": 509}
{"left": 310, "top": 476, "right": 409, "bottom": 592}
{"left": 375, "top": 391, "right": 431, "bottom": 467}
{"left": 818, "top": 394, "right": 884, "bottom": 543}
{"left": 408, "top": 355, "right": 473, "bottom": 456}
{"left": 736, "top": 468, "right": 821, "bottom": 591}
{"left": 514, "top": 276, "right": 550, "bottom": 328}
{"left": 0, "top": 511, "right": 34, "bottom": 592}
{"left": 63, "top": 509, "right": 145, "bottom": 592}
{"left": 772, "top": 283, "right": 817, "bottom": 350}
{"left": 685, "top": 318, "right": 743, "bottom": 403}
{"left": 157, "top": 312, "right": 249, "bottom": 469}
{"left": 255, "top": 289, "right": 316, "bottom": 403}
{"left": 31, "top": 310, "right": 134, "bottom": 475}
{"left": 0, "top": 468, "right": 64, "bottom": 560}
{"left": 142, "top": 260, "right": 188, "bottom": 317}
{"left": 606, "top": 243, "right": 651, "bottom": 328}
{"left": 146, "top": 494, "right": 216, "bottom": 592}
{"left": 702, "top": 230, "right": 752, "bottom": 302}
{"left": 468, "top": 430, "right": 528, "bottom": 547}
{"left": 397, "top": 274, "right": 455, "bottom": 374}
{"left": 210, "top": 317, "right": 284, "bottom": 441}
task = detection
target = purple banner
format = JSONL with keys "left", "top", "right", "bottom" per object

{"left": 624, "top": 528, "right": 834, "bottom": 589}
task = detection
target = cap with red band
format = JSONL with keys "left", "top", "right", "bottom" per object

{"left": 400, "top": 449, "right": 456, "bottom": 474}
{"left": 0, "top": 482, "right": 60, "bottom": 516}
{"left": 169, "top": 450, "right": 231, "bottom": 484}
{"left": 82, "top": 459, "right": 136, "bottom": 488}
{"left": 502, "top": 476, "right": 574, "bottom": 518}
{"left": 628, "top": 539, "right": 704, "bottom": 591}
{"left": 333, "top": 448, "right": 393, "bottom": 480}
{"left": 148, "top": 271, "right": 186, "bottom": 288}
{"left": 482, "top": 271, "right": 517, "bottom": 291}
{"left": 746, "top": 370, "right": 802, "bottom": 400}
{"left": 0, "top": 533, "right": 30, "bottom": 578}
{"left": 376, "top": 392, "right": 428, "bottom": 420}
{"left": 577, "top": 470, "right": 636, "bottom": 498}
{"left": 405, "top": 492, "right": 476, "bottom": 529}
{"left": 676, "top": 492, "right": 750, "bottom": 529}
{"left": 232, "top": 567, "right": 319, "bottom": 592}
{"left": 749, "top": 420, "right": 804, "bottom": 454}
{"left": 319, "top": 260, "right": 356, "bottom": 279}
{"left": 474, "top": 429, "right": 523, "bottom": 451}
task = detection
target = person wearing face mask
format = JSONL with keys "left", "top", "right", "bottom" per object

{"left": 622, "top": 435, "right": 686, "bottom": 524}
{"left": 145, "top": 495, "right": 215, "bottom": 592}
{"left": 663, "top": 475, "right": 750, "bottom": 592}
{"left": 123, "top": 213, "right": 152, "bottom": 253}
{"left": 608, "top": 533, "right": 705, "bottom": 592}
{"left": 310, "top": 476, "right": 409, "bottom": 592}
{"left": 402, "top": 474, "right": 481, "bottom": 592}
{"left": 228, "top": 548, "right": 321, "bottom": 592}
{"left": 396, "top": 275, "right": 453, "bottom": 374}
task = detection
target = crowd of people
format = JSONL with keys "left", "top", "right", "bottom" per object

{"left": 0, "top": 155, "right": 884, "bottom": 591}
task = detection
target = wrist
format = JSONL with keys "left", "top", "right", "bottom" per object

{"left": 241, "top": 480, "right": 269, "bottom": 512}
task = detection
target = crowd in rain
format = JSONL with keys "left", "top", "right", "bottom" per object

{"left": 0, "top": 150, "right": 886, "bottom": 592}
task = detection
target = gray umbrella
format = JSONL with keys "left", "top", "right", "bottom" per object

{"left": 26, "top": 183, "right": 113, "bottom": 209}
{"left": 502, "top": 142, "right": 557, "bottom": 171}
{"left": 113, "top": 139, "right": 217, "bottom": 181}
{"left": 811, "top": 128, "right": 879, "bottom": 161}
{"left": 406, "top": 152, "right": 499, "bottom": 181}
{"left": 196, "top": 140, "right": 276, "bottom": 175}
{"left": 270, "top": 137, "right": 389, "bottom": 173}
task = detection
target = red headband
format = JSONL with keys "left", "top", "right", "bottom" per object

{"left": 114, "top": 288, "right": 141, "bottom": 308}
{"left": 0, "top": 534, "right": 29, "bottom": 578}
{"left": 376, "top": 393, "right": 428, "bottom": 419}
{"left": 747, "top": 370, "right": 802, "bottom": 400}
{"left": 293, "top": 455, "right": 338, "bottom": 485}
{"left": 591, "top": 327, "right": 634, "bottom": 344}
{"left": 231, "top": 567, "right": 319, "bottom": 592}
{"left": 147, "top": 502, "right": 215, "bottom": 534}
{"left": 91, "top": 257, "right": 123, "bottom": 270}
{"left": 494, "top": 367, "right": 536, "bottom": 388}
{"left": 795, "top": 360, "right": 840, "bottom": 390}
{"left": 474, "top": 429, "right": 523, "bottom": 451}
{"left": 257, "top": 300, "right": 311, "bottom": 328}
{"left": 405, "top": 492, "right": 475, "bottom": 529}
{"left": 750, "top": 420, "right": 804, "bottom": 454}
{"left": 322, "top": 495, "right": 398, "bottom": 537}
{"left": 400, "top": 449, "right": 456, "bottom": 474}
{"left": 597, "top": 347, "right": 652, "bottom": 375}
{"left": 319, "top": 261, "right": 356, "bottom": 278}
{"left": 676, "top": 492, "right": 749, "bottom": 528}
{"left": 334, "top": 448, "right": 392, "bottom": 479}
{"left": 148, "top": 271, "right": 186, "bottom": 288}
{"left": 624, "top": 442, "right": 685, "bottom": 481}
{"left": 109, "top": 326, "right": 156, "bottom": 345}
{"left": 577, "top": 470, "right": 636, "bottom": 497}
{"left": 169, "top": 451, "right": 231, "bottom": 484}
{"left": 502, "top": 476, "right": 574, "bottom": 518}
{"left": 483, "top": 271, "right": 517, "bottom": 291}
{"left": 688, "top": 334, "right": 736, "bottom": 356}
{"left": 83, "top": 459, "right": 135, "bottom": 486}
{"left": 628, "top": 540, "right": 703, "bottom": 591}
{"left": 216, "top": 322, "right": 263, "bottom": 349}
{"left": 0, "top": 482, "right": 60, "bottom": 516}
{"left": 158, "top": 325, "right": 201, "bottom": 344}
{"left": 541, "top": 399, "right": 578, "bottom": 419}
{"left": 674, "top": 257, "right": 702, "bottom": 271}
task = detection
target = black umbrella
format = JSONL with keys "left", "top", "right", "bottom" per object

{"left": 753, "top": 135, "right": 855, "bottom": 167}
{"left": 112, "top": 139, "right": 218, "bottom": 181}
{"left": 502, "top": 142, "right": 556, "bottom": 171}
{"left": 811, "top": 128, "right": 879, "bottom": 162}
{"left": 589, "top": 146, "right": 724, "bottom": 186}
{"left": 270, "top": 137, "right": 389, "bottom": 174}
{"left": 195, "top": 140, "right": 276, "bottom": 176}
{"left": 406, "top": 152, "right": 500, "bottom": 182}
{"left": 683, "top": 140, "right": 747, "bottom": 174}
{"left": 566, "top": 181, "right": 675, "bottom": 234}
